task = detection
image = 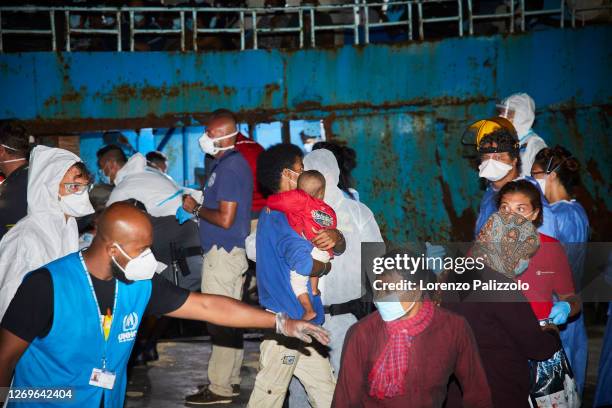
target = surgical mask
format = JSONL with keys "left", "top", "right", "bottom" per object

{"left": 283, "top": 168, "right": 300, "bottom": 186}
{"left": 0, "top": 144, "right": 26, "bottom": 164}
{"left": 97, "top": 167, "right": 111, "bottom": 185}
{"left": 112, "top": 243, "right": 159, "bottom": 281}
{"left": 198, "top": 131, "right": 237, "bottom": 156}
{"left": 59, "top": 192, "right": 94, "bottom": 217}
{"left": 374, "top": 295, "right": 417, "bottom": 322}
{"left": 303, "top": 143, "right": 314, "bottom": 153}
{"left": 536, "top": 177, "right": 547, "bottom": 195}
{"left": 478, "top": 159, "right": 512, "bottom": 182}
{"left": 134, "top": 14, "right": 145, "bottom": 24}
{"left": 514, "top": 258, "right": 530, "bottom": 276}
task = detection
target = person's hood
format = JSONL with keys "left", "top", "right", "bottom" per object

{"left": 27, "top": 145, "right": 82, "bottom": 215}
{"left": 115, "top": 153, "right": 147, "bottom": 185}
{"left": 303, "top": 149, "right": 344, "bottom": 207}
{"left": 501, "top": 93, "right": 535, "bottom": 139}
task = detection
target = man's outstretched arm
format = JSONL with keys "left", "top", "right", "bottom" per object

{"left": 0, "top": 329, "right": 29, "bottom": 387}
{"left": 165, "top": 292, "right": 330, "bottom": 344}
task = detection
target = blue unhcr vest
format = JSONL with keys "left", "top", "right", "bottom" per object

{"left": 10, "top": 252, "right": 152, "bottom": 408}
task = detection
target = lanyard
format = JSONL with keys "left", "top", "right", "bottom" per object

{"left": 79, "top": 252, "right": 118, "bottom": 369}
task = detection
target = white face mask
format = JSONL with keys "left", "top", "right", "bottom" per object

{"left": 536, "top": 177, "right": 547, "bottom": 195}
{"left": 1, "top": 144, "right": 26, "bottom": 164}
{"left": 59, "top": 192, "right": 94, "bottom": 217}
{"left": 478, "top": 159, "right": 513, "bottom": 182}
{"left": 198, "top": 131, "right": 237, "bottom": 156}
{"left": 283, "top": 168, "right": 300, "bottom": 186}
{"left": 112, "top": 244, "right": 160, "bottom": 281}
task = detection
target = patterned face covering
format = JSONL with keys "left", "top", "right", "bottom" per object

{"left": 473, "top": 211, "right": 540, "bottom": 279}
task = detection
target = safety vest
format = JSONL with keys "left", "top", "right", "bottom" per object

{"left": 11, "top": 252, "right": 152, "bottom": 408}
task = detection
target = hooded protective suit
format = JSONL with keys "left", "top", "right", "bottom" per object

{"left": 0, "top": 145, "right": 94, "bottom": 319}
{"left": 288, "top": 149, "right": 384, "bottom": 405}
{"left": 501, "top": 93, "right": 547, "bottom": 177}
{"left": 106, "top": 153, "right": 196, "bottom": 216}
{"left": 303, "top": 149, "right": 384, "bottom": 307}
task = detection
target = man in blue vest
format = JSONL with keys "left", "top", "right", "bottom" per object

{"left": 0, "top": 202, "right": 329, "bottom": 408}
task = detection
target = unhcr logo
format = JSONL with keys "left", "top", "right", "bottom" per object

{"left": 118, "top": 312, "right": 139, "bottom": 343}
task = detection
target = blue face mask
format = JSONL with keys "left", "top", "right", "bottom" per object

{"left": 374, "top": 295, "right": 409, "bottom": 322}
{"left": 97, "top": 168, "right": 111, "bottom": 185}
{"left": 514, "top": 258, "right": 530, "bottom": 276}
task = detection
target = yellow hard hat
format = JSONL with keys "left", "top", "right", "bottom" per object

{"left": 463, "top": 117, "right": 518, "bottom": 150}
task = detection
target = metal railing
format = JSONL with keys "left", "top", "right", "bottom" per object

{"left": 0, "top": 1, "right": 609, "bottom": 53}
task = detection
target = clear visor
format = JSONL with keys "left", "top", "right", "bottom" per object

{"left": 496, "top": 104, "right": 515, "bottom": 121}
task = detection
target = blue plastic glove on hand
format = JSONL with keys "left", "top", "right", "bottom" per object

{"left": 176, "top": 206, "right": 194, "bottom": 225}
{"left": 548, "top": 301, "right": 571, "bottom": 325}
{"left": 425, "top": 242, "right": 446, "bottom": 276}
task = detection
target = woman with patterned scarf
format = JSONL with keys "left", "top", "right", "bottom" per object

{"left": 443, "top": 210, "right": 562, "bottom": 407}
{"left": 332, "top": 250, "right": 492, "bottom": 407}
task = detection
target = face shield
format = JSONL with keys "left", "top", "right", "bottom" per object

{"left": 496, "top": 101, "right": 515, "bottom": 121}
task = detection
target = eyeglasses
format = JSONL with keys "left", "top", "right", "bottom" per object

{"left": 64, "top": 182, "right": 92, "bottom": 195}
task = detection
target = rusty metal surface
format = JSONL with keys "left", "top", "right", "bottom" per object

{"left": 0, "top": 26, "right": 609, "bottom": 243}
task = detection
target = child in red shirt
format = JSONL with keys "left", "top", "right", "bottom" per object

{"left": 267, "top": 170, "right": 337, "bottom": 320}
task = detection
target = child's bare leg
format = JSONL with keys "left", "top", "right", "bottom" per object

{"left": 310, "top": 276, "right": 320, "bottom": 296}
{"left": 297, "top": 293, "right": 317, "bottom": 321}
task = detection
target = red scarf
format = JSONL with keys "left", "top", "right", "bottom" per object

{"left": 368, "top": 301, "right": 435, "bottom": 400}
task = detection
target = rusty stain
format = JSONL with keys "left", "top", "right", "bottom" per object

{"left": 586, "top": 159, "right": 605, "bottom": 184}
{"left": 436, "top": 148, "right": 476, "bottom": 241}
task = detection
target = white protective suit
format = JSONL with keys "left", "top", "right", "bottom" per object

{"left": 288, "top": 148, "right": 384, "bottom": 407}
{"left": 501, "top": 93, "right": 547, "bottom": 177}
{"left": 0, "top": 145, "right": 94, "bottom": 319}
{"left": 106, "top": 153, "right": 200, "bottom": 216}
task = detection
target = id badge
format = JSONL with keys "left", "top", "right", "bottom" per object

{"left": 89, "top": 368, "right": 116, "bottom": 390}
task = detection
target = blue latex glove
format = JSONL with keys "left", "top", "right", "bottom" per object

{"left": 548, "top": 301, "right": 571, "bottom": 325}
{"left": 425, "top": 242, "right": 446, "bottom": 276}
{"left": 176, "top": 205, "right": 194, "bottom": 225}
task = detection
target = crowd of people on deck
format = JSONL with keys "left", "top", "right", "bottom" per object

{"left": 0, "top": 94, "right": 610, "bottom": 408}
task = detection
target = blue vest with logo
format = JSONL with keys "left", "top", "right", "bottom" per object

{"left": 11, "top": 252, "right": 152, "bottom": 408}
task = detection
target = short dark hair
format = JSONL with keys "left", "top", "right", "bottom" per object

{"left": 146, "top": 150, "right": 168, "bottom": 165}
{"left": 209, "top": 109, "right": 237, "bottom": 126}
{"left": 0, "top": 121, "right": 30, "bottom": 158}
{"left": 478, "top": 127, "right": 521, "bottom": 169}
{"left": 257, "top": 143, "right": 303, "bottom": 197}
{"left": 496, "top": 180, "right": 543, "bottom": 227}
{"left": 533, "top": 145, "right": 581, "bottom": 195}
{"left": 96, "top": 144, "right": 127, "bottom": 164}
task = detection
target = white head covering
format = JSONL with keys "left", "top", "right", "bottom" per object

{"left": 501, "top": 92, "right": 536, "bottom": 139}
{"left": 303, "top": 149, "right": 384, "bottom": 306}
{"left": 303, "top": 149, "right": 344, "bottom": 207}
{"left": 106, "top": 153, "right": 186, "bottom": 217}
{"left": 0, "top": 145, "right": 91, "bottom": 319}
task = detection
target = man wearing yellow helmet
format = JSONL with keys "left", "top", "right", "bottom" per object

{"left": 467, "top": 117, "right": 559, "bottom": 239}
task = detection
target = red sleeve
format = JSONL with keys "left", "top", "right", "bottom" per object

{"left": 234, "top": 134, "right": 266, "bottom": 212}
{"left": 546, "top": 239, "right": 576, "bottom": 296}
{"left": 266, "top": 191, "right": 308, "bottom": 236}
{"left": 538, "top": 234, "right": 575, "bottom": 297}
{"left": 332, "top": 324, "right": 367, "bottom": 407}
